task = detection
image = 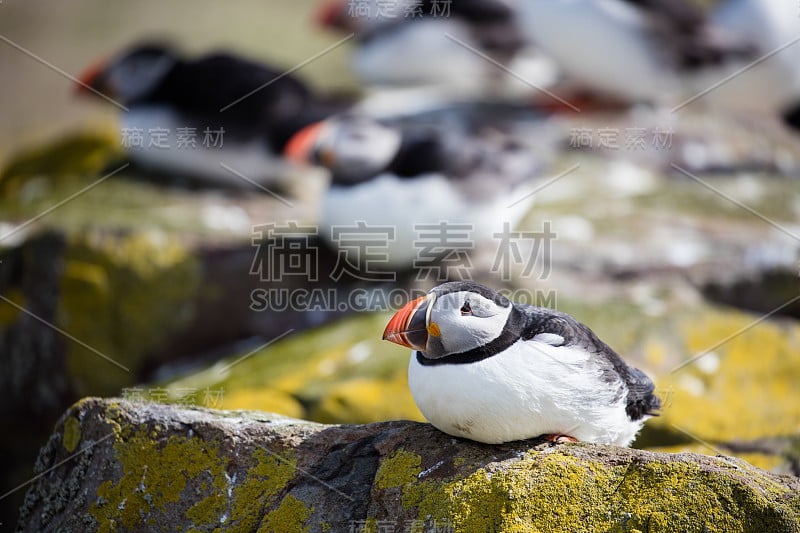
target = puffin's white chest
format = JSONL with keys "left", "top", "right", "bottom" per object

{"left": 320, "top": 173, "right": 533, "bottom": 270}
{"left": 408, "top": 340, "right": 643, "bottom": 446}
{"left": 121, "top": 106, "right": 284, "bottom": 184}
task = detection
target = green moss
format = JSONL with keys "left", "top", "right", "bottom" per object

{"left": 59, "top": 231, "right": 200, "bottom": 395}
{"left": 62, "top": 416, "right": 81, "bottom": 452}
{"left": 396, "top": 451, "right": 800, "bottom": 533}
{"left": 375, "top": 449, "right": 422, "bottom": 490}
{"left": 259, "top": 495, "right": 312, "bottom": 533}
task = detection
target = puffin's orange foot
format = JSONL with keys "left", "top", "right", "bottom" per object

{"left": 543, "top": 434, "right": 578, "bottom": 444}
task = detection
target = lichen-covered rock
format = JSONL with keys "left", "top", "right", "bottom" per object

{"left": 0, "top": 229, "right": 201, "bottom": 405}
{"left": 0, "top": 130, "right": 328, "bottom": 527}
{"left": 17, "top": 398, "right": 800, "bottom": 533}
{"left": 0, "top": 130, "right": 123, "bottom": 198}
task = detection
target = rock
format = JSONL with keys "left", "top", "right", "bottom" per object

{"left": 0, "top": 132, "right": 336, "bottom": 527}
{"left": 0, "top": 131, "right": 123, "bottom": 199}
{"left": 702, "top": 267, "right": 800, "bottom": 320}
{"left": 0, "top": 228, "right": 204, "bottom": 408}
{"left": 17, "top": 398, "right": 800, "bottom": 533}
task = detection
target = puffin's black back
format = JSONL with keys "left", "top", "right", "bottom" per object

{"left": 150, "top": 52, "right": 313, "bottom": 140}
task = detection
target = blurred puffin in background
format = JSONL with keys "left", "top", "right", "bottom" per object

{"left": 515, "top": 0, "right": 756, "bottom": 106}
{"left": 77, "top": 42, "right": 346, "bottom": 185}
{"left": 315, "top": 0, "right": 561, "bottom": 110}
{"left": 284, "top": 114, "right": 544, "bottom": 271}
{"left": 516, "top": 0, "right": 800, "bottom": 132}
{"left": 711, "top": 0, "right": 800, "bottom": 132}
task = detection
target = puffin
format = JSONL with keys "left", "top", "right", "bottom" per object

{"left": 515, "top": 0, "right": 756, "bottom": 107}
{"left": 284, "top": 115, "right": 542, "bottom": 271}
{"left": 76, "top": 42, "right": 341, "bottom": 185}
{"left": 315, "top": 0, "right": 560, "bottom": 104}
{"left": 710, "top": 0, "right": 800, "bottom": 130}
{"left": 383, "top": 281, "right": 661, "bottom": 446}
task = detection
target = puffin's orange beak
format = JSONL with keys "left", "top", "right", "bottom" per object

{"left": 283, "top": 121, "right": 328, "bottom": 165}
{"left": 383, "top": 295, "right": 433, "bottom": 351}
{"left": 75, "top": 58, "right": 109, "bottom": 97}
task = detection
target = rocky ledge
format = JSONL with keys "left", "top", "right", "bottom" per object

{"left": 17, "top": 398, "right": 800, "bottom": 533}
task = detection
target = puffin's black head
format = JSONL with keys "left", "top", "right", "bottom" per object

{"left": 383, "top": 282, "right": 516, "bottom": 359}
{"left": 77, "top": 42, "right": 178, "bottom": 104}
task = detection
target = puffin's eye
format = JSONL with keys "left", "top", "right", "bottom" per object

{"left": 460, "top": 301, "right": 472, "bottom": 315}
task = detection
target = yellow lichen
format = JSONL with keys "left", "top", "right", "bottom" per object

{"left": 92, "top": 433, "right": 226, "bottom": 532}
{"left": 62, "top": 416, "right": 81, "bottom": 453}
{"left": 359, "top": 517, "right": 377, "bottom": 533}
{"left": 375, "top": 449, "right": 422, "bottom": 490}
{"left": 230, "top": 448, "right": 297, "bottom": 531}
{"left": 89, "top": 405, "right": 301, "bottom": 532}
{"left": 396, "top": 450, "right": 800, "bottom": 533}
{"left": 258, "top": 495, "right": 312, "bottom": 533}
{"left": 185, "top": 470, "right": 228, "bottom": 530}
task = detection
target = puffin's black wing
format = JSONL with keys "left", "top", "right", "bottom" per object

{"left": 515, "top": 304, "right": 661, "bottom": 421}
{"left": 158, "top": 52, "right": 312, "bottom": 135}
